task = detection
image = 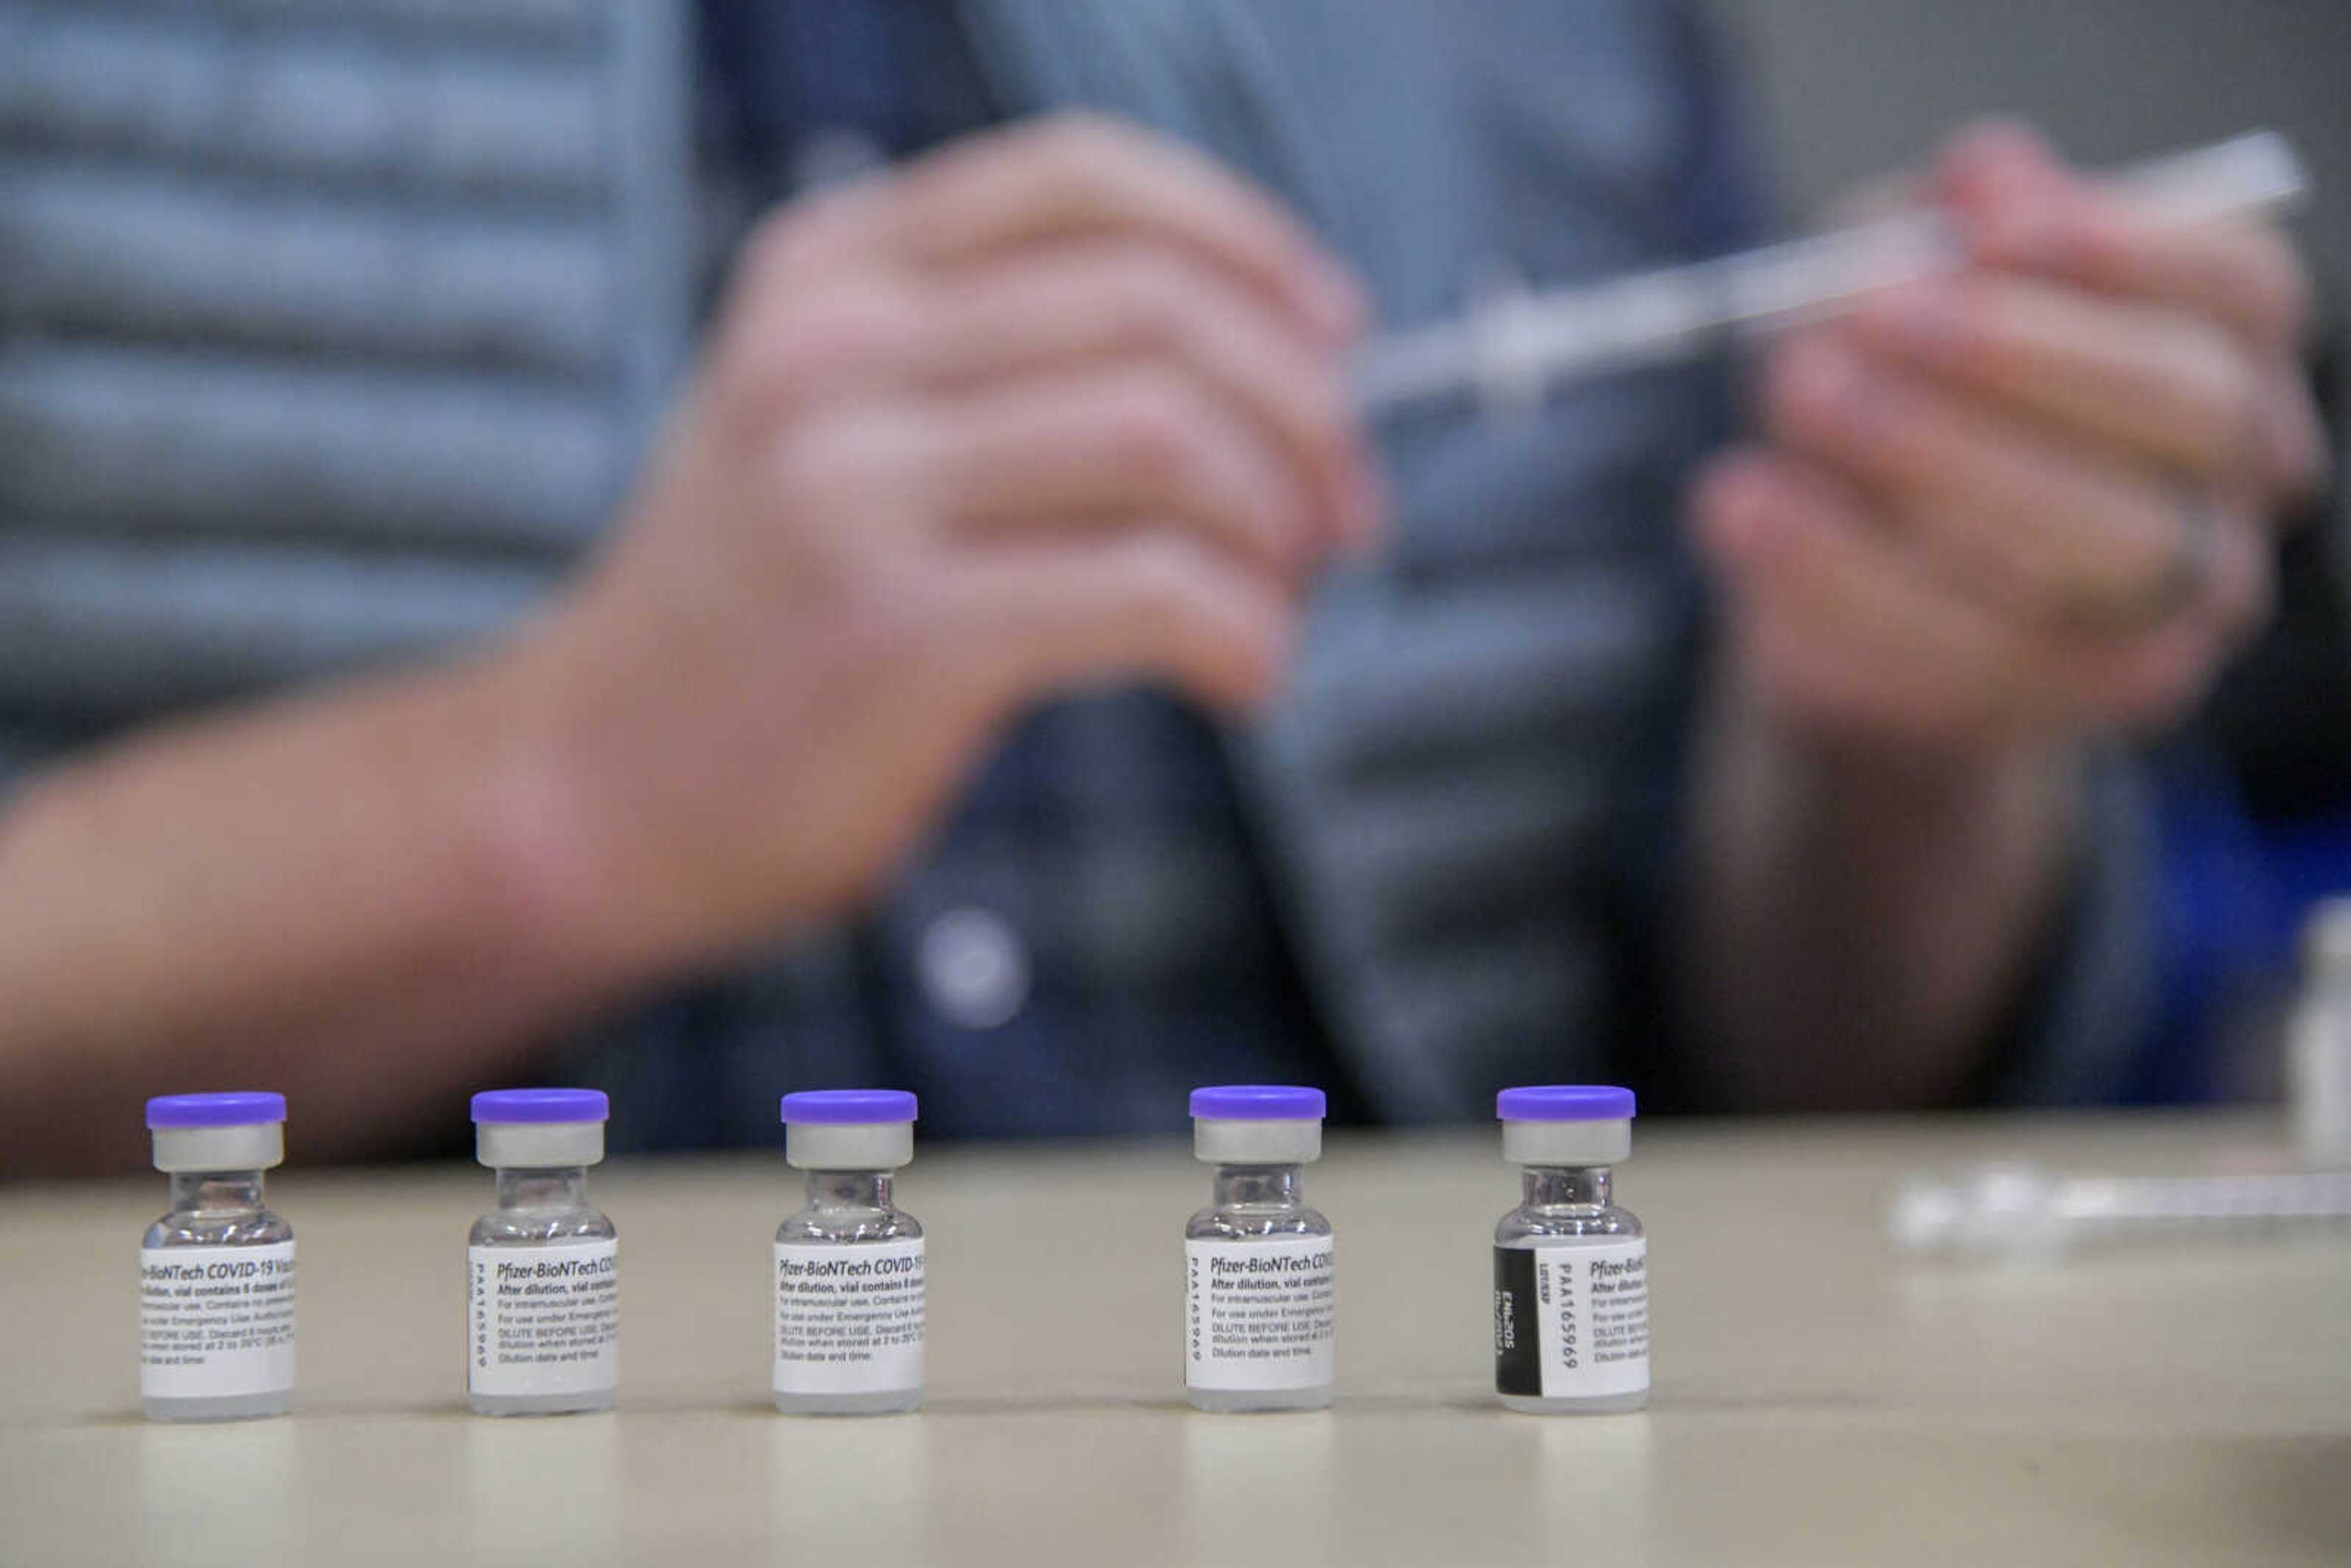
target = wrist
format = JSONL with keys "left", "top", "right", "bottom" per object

{"left": 1683, "top": 652, "right": 2089, "bottom": 1105}
{"left": 1712, "top": 648, "right": 2083, "bottom": 1007}
{"left": 1714, "top": 643, "right": 2081, "bottom": 830}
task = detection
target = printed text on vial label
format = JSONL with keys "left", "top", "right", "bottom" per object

{"left": 468, "top": 1240, "right": 619, "bottom": 1398}
{"left": 139, "top": 1240, "right": 296, "bottom": 1400}
{"left": 1496, "top": 1238, "right": 1647, "bottom": 1400}
{"left": 1184, "top": 1237, "right": 1335, "bottom": 1391}
{"left": 773, "top": 1239, "right": 926, "bottom": 1395}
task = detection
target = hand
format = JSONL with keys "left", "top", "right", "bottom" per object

{"left": 501, "top": 114, "right": 1380, "bottom": 967}
{"left": 1691, "top": 122, "right": 2327, "bottom": 752}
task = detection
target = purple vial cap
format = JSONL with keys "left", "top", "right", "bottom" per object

{"left": 146, "top": 1091, "right": 287, "bottom": 1130}
{"left": 1496, "top": 1086, "right": 1636, "bottom": 1122}
{"left": 471, "top": 1088, "right": 609, "bottom": 1125}
{"left": 1189, "top": 1084, "right": 1326, "bottom": 1121}
{"left": 781, "top": 1089, "right": 918, "bottom": 1125}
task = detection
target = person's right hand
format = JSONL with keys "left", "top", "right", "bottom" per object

{"left": 498, "top": 114, "right": 1379, "bottom": 970}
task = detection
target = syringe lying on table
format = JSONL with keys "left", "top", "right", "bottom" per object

{"left": 1891, "top": 1161, "right": 2351, "bottom": 1261}
{"left": 1352, "top": 129, "right": 2309, "bottom": 423}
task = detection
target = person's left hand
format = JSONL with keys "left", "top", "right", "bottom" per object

{"left": 1692, "top": 122, "right": 2328, "bottom": 751}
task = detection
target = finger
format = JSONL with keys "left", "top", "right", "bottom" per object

{"left": 1853, "top": 275, "right": 2265, "bottom": 485}
{"left": 1766, "top": 331, "right": 2196, "bottom": 623}
{"left": 1934, "top": 125, "right": 2328, "bottom": 501}
{"left": 1943, "top": 125, "right": 2312, "bottom": 355}
{"left": 1993, "top": 203, "right": 2311, "bottom": 360}
{"left": 1930, "top": 118, "right": 2068, "bottom": 219}
{"left": 948, "top": 533, "right": 1295, "bottom": 715}
{"left": 913, "top": 242, "right": 1382, "bottom": 550}
{"left": 848, "top": 113, "right": 1366, "bottom": 341}
{"left": 1695, "top": 449, "right": 2237, "bottom": 741}
{"left": 923, "top": 365, "right": 1321, "bottom": 580}
{"left": 703, "top": 272, "right": 930, "bottom": 437}
{"left": 1693, "top": 448, "right": 2049, "bottom": 745}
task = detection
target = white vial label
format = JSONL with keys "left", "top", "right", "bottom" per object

{"left": 773, "top": 1238, "right": 926, "bottom": 1395}
{"left": 467, "top": 1240, "right": 620, "bottom": 1398}
{"left": 1495, "top": 1238, "right": 1648, "bottom": 1400}
{"left": 1183, "top": 1236, "right": 1336, "bottom": 1392}
{"left": 139, "top": 1240, "right": 297, "bottom": 1401}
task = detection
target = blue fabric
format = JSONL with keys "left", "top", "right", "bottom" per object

{"left": 698, "top": 0, "right": 992, "bottom": 182}
{"left": 2137, "top": 765, "right": 2351, "bottom": 1102}
{"left": 969, "top": 0, "right": 1768, "bottom": 1122}
{"left": 0, "top": 0, "right": 692, "bottom": 732}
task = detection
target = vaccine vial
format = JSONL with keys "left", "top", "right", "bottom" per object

{"left": 1183, "top": 1085, "right": 1337, "bottom": 1412}
{"left": 139, "top": 1092, "right": 297, "bottom": 1422}
{"left": 1493, "top": 1086, "right": 1649, "bottom": 1414}
{"left": 2290, "top": 898, "right": 2351, "bottom": 1168}
{"left": 467, "top": 1089, "right": 620, "bottom": 1415}
{"left": 773, "top": 1090, "right": 926, "bottom": 1415}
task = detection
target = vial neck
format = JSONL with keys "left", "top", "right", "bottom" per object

{"left": 169, "top": 1171, "right": 267, "bottom": 1215}
{"left": 1212, "top": 1165, "right": 1304, "bottom": 1209}
{"left": 1521, "top": 1165, "right": 1611, "bottom": 1209}
{"left": 493, "top": 1166, "right": 591, "bottom": 1211}
{"left": 804, "top": 1169, "right": 892, "bottom": 1211}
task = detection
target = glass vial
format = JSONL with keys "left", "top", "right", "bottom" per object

{"left": 1184, "top": 1085, "right": 1336, "bottom": 1412}
{"left": 773, "top": 1090, "right": 925, "bottom": 1416}
{"left": 2290, "top": 898, "right": 2351, "bottom": 1168}
{"left": 467, "top": 1089, "right": 619, "bottom": 1415}
{"left": 1493, "top": 1086, "right": 1649, "bottom": 1414}
{"left": 140, "top": 1092, "right": 296, "bottom": 1422}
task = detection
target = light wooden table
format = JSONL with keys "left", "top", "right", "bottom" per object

{"left": 2, "top": 1112, "right": 2346, "bottom": 1566}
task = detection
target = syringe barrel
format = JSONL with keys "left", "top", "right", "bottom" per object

{"left": 1352, "top": 129, "right": 2309, "bottom": 422}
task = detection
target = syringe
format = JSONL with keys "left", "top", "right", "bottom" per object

{"left": 1891, "top": 1161, "right": 2351, "bottom": 1262}
{"left": 1352, "top": 129, "right": 2309, "bottom": 422}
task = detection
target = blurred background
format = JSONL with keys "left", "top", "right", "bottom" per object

{"left": 1721, "top": 0, "right": 2351, "bottom": 1100}
{"left": 1720, "top": 0, "right": 2351, "bottom": 313}
{"left": 1, "top": 1, "right": 2347, "bottom": 1136}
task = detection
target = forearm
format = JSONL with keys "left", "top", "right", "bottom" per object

{"left": 0, "top": 640, "right": 653, "bottom": 1174}
{"left": 1675, "top": 661, "right": 2079, "bottom": 1109}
